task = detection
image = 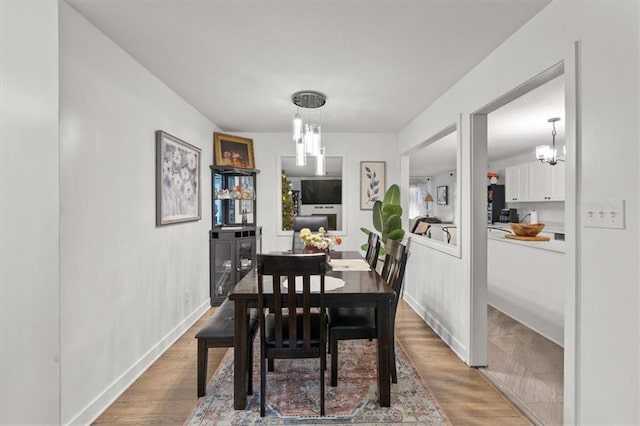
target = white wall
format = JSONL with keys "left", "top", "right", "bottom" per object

{"left": 399, "top": 1, "right": 639, "bottom": 424}
{"left": 238, "top": 132, "right": 399, "bottom": 253}
{"left": 403, "top": 236, "right": 468, "bottom": 356}
{"left": 0, "top": 1, "right": 61, "bottom": 424}
{"left": 59, "top": 3, "right": 215, "bottom": 423}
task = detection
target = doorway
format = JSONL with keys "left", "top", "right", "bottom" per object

{"left": 469, "top": 59, "right": 578, "bottom": 425}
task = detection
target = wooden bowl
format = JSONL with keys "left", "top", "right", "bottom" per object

{"left": 509, "top": 222, "right": 545, "bottom": 237}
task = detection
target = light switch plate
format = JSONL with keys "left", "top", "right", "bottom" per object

{"left": 583, "top": 199, "right": 625, "bottom": 229}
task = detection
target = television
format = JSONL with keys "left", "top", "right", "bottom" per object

{"left": 300, "top": 179, "right": 342, "bottom": 205}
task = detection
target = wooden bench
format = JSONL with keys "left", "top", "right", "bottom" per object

{"left": 195, "top": 297, "right": 259, "bottom": 397}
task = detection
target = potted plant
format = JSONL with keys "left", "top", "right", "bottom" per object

{"left": 361, "top": 184, "right": 405, "bottom": 255}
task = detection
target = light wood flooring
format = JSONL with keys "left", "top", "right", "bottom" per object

{"left": 481, "top": 306, "right": 564, "bottom": 425}
{"left": 94, "top": 301, "right": 532, "bottom": 425}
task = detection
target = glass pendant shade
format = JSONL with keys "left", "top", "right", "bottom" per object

{"left": 295, "top": 139, "right": 307, "bottom": 166}
{"left": 315, "top": 147, "right": 326, "bottom": 176}
{"left": 292, "top": 112, "right": 302, "bottom": 142}
{"left": 304, "top": 124, "right": 313, "bottom": 155}
{"left": 536, "top": 145, "right": 553, "bottom": 161}
{"left": 311, "top": 125, "right": 321, "bottom": 157}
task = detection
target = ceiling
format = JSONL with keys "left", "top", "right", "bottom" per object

{"left": 65, "top": 0, "right": 550, "bottom": 135}
{"left": 65, "top": 0, "right": 558, "bottom": 180}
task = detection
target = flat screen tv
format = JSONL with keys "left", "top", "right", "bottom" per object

{"left": 301, "top": 179, "right": 342, "bottom": 205}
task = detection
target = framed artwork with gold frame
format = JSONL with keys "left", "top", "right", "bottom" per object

{"left": 214, "top": 132, "right": 255, "bottom": 169}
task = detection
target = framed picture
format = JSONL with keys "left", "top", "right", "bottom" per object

{"left": 436, "top": 185, "right": 448, "bottom": 205}
{"left": 360, "top": 161, "right": 386, "bottom": 210}
{"left": 214, "top": 132, "right": 255, "bottom": 169}
{"left": 156, "top": 130, "right": 201, "bottom": 225}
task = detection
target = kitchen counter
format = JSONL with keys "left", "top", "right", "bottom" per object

{"left": 487, "top": 226, "right": 564, "bottom": 253}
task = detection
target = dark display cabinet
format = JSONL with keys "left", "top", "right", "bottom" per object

{"left": 487, "top": 184, "right": 505, "bottom": 224}
{"left": 210, "top": 166, "right": 261, "bottom": 306}
{"left": 209, "top": 227, "right": 261, "bottom": 306}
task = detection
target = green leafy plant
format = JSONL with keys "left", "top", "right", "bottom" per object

{"left": 361, "top": 184, "right": 405, "bottom": 254}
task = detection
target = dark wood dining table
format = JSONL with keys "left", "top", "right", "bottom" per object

{"left": 228, "top": 250, "right": 395, "bottom": 410}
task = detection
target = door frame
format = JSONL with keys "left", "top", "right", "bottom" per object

{"left": 469, "top": 42, "right": 581, "bottom": 424}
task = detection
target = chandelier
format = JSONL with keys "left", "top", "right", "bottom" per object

{"left": 291, "top": 90, "right": 326, "bottom": 175}
{"left": 535, "top": 117, "right": 564, "bottom": 166}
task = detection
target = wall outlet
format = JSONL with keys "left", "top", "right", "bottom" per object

{"left": 583, "top": 199, "right": 625, "bottom": 229}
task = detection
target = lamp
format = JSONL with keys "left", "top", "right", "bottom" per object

{"left": 424, "top": 193, "right": 434, "bottom": 217}
{"left": 291, "top": 90, "right": 326, "bottom": 175}
{"left": 536, "top": 117, "right": 564, "bottom": 166}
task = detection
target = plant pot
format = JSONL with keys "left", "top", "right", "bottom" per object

{"left": 303, "top": 246, "right": 325, "bottom": 254}
{"left": 303, "top": 246, "right": 330, "bottom": 262}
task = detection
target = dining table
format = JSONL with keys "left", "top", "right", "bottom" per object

{"left": 228, "top": 250, "right": 395, "bottom": 410}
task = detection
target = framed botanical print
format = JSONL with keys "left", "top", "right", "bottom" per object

{"left": 156, "top": 130, "right": 201, "bottom": 225}
{"left": 214, "top": 132, "right": 255, "bottom": 169}
{"left": 360, "top": 161, "right": 386, "bottom": 210}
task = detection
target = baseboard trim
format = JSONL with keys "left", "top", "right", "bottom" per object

{"left": 402, "top": 293, "right": 468, "bottom": 363}
{"left": 67, "top": 299, "right": 211, "bottom": 426}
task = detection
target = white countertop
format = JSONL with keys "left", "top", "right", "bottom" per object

{"left": 487, "top": 227, "right": 565, "bottom": 253}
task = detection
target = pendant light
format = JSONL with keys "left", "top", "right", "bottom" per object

{"left": 291, "top": 90, "right": 326, "bottom": 174}
{"left": 536, "top": 117, "right": 564, "bottom": 166}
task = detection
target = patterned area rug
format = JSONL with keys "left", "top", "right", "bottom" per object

{"left": 186, "top": 339, "right": 450, "bottom": 425}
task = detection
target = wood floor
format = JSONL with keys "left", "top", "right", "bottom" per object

{"left": 94, "top": 301, "right": 531, "bottom": 425}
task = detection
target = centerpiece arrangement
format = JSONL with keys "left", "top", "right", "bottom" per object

{"left": 300, "top": 227, "right": 341, "bottom": 254}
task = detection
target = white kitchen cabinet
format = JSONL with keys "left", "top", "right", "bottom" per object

{"left": 529, "top": 160, "right": 565, "bottom": 201}
{"left": 528, "top": 161, "right": 551, "bottom": 201}
{"left": 505, "top": 163, "right": 528, "bottom": 202}
{"left": 505, "top": 161, "right": 564, "bottom": 202}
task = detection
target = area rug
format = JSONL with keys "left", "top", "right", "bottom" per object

{"left": 186, "top": 339, "right": 451, "bottom": 425}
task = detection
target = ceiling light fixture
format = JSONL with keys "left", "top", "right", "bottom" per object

{"left": 536, "top": 117, "right": 564, "bottom": 166}
{"left": 291, "top": 90, "right": 326, "bottom": 174}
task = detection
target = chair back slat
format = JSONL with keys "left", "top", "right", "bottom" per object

{"left": 365, "top": 232, "right": 381, "bottom": 269}
{"left": 381, "top": 239, "right": 409, "bottom": 297}
{"left": 302, "top": 274, "right": 312, "bottom": 349}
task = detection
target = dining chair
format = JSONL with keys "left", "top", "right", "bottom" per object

{"left": 256, "top": 253, "right": 328, "bottom": 417}
{"left": 291, "top": 215, "right": 328, "bottom": 252}
{"left": 364, "top": 232, "right": 381, "bottom": 269}
{"left": 327, "top": 238, "right": 408, "bottom": 386}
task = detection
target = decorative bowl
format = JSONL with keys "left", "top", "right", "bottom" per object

{"left": 509, "top": 222, "right": 545, "bottom": 237}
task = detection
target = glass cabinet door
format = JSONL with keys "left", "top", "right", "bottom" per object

{"left": 210, "top": 237, "right": 234, "bottom": 304}
{"left": 212, "top": 168, "right": 257, "bottom": 226}
{"left": 236, "top": 237, "right": 255, "bottom": 281}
